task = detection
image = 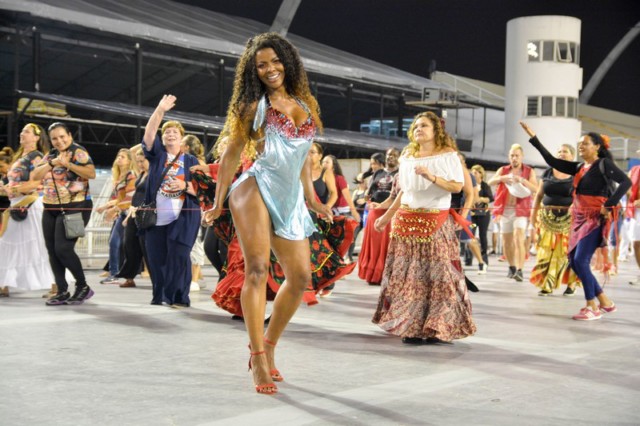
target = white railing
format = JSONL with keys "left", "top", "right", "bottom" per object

{"left": 432, "top": 71, "right": 505, "bottom": 108}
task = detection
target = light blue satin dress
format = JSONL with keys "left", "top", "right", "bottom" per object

{"left": 229, "top": 95, "right": 316, "bottom": 240}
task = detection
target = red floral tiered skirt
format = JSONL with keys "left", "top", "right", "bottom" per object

{"left": 372, "top": 209, "right": 476, "bottom": 341}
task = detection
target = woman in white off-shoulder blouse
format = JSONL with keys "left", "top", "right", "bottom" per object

{"left": 371, "top": 111, "right": 477, "bottom": 344}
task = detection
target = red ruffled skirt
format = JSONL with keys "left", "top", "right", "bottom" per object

{"left": 211, "top": 213, "right": 357, "bottom": 316}
{"left": 357, "top": 208, "right": 391, "bottom": 284}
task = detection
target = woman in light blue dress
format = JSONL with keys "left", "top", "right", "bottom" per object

{"left": 205, "top": 33, "right": 332, "bottom": 395}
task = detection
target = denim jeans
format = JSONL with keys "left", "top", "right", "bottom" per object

{"left": 569, "top": 227, "right": 603, "bottom": 301}
{"left": 108, "top": 214, "right": 126, "bottom": 276}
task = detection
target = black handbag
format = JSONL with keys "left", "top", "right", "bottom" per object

{"left": 8, "top": 195, "right": 38, "bottom": 222}
{"left": 135, "top": 200, "right": 157, "bottom": 230}
{"left": 135, "top": 155, "right": 180, "bottom": 230}
{"left": 9, "top": 205, "right": 30, "bottom": 221}
{"left": 52, "top": 174, "right": 86, "bottom": 239}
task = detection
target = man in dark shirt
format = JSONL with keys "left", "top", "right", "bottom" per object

{"left": 367, "top": 148, "right": 399, "bottom": 203}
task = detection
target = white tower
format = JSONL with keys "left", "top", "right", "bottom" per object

{"left": 505, "top": 16, "right": 583, "bottom": 165}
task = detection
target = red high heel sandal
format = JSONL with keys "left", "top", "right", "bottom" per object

{"left": 264, "top": 337, "right": 283, "bottom": 382}
{"left": 248, "top": 350, "right": 278, "bottom": 395}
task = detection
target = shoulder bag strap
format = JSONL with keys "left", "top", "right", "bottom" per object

{"left": 153, "top": 154, "right": 181, "bottom": 195}
{"left": 51, "top": 171, "right": 66, "bottom": 213}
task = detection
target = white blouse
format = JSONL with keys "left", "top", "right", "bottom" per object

{"left": 398, "top": 151, "right": 464, "bottom": 209}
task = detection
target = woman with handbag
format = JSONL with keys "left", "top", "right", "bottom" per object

{"left": 0, "top": 123, "right": 54, "bottom": 297}
{"left": 141, "top": 96, "right": 200, "bottom": 307}
{"left": 30, "top": 122, "right": 96, "bottom": 306}
{"left": 116, "top": 145, "right": 151, "bottom": 288}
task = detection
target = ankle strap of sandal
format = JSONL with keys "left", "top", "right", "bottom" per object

{"left": 264, "top": 337, "right": 277, "bottom": 347}
{"left": 250, "top": 350, "right": 266, "bottom": 356}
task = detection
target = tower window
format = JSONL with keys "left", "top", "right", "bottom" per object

{"left": 526, "top": 97, "right": 539, "bottom": 116}
{"left": 542, "top": 41, "right": 554, "bottom": 61}
{"left": 568, "top": 98, "right": 577, "bottom": 118}
{"left": 527, "top": 40, "right": 580, "bottom": 64}
{"left": 557, "top": 42, "right": 571, "bottom": 62}
{"left": 527, "top": 41, "right": 540, "bottom": 61}
{"left": 541, "top": 96, "right": 553, "bottom": 116}
{"left": 556, "top": 97, "right": 566, "bottom": 117}
{"left": 525, "top": 96, "right": 578, "bottom": 118}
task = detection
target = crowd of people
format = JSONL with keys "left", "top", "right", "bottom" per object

{"left": 1, "top": 31, "right": 639, "bottom": 395}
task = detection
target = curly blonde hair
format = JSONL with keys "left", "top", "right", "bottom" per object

{"left": 224, "top": 32, "right": 322, "bottom": 145}
{"left": 402, "top": 111, "right": 456, "bottom": 158}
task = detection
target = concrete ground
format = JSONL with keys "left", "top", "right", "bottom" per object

{"left": 1, "top": 254, "right": 639, "bottom": 426}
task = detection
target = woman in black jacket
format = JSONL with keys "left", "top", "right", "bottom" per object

{"left": 520, "top": 121, "right": 631, "bottom": 321}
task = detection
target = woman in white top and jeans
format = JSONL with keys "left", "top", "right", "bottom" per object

{"left": 372, "top": 111, "right": 477, "bottom": 344}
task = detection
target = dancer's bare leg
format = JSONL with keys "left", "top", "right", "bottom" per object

{"left": 263, "top": 235, "right": 312, "bottom": 376}
{"left": 230, "top": 179, "right": 274, "bottom": 391}
{"left": 467, "top": 239, "right": 484, "bottom": 265}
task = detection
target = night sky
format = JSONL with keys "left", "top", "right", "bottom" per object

{"left": 176, "top": 0, "right": 640, "bottom": 116}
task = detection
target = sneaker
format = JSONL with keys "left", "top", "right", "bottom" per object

{"left": 563, "top": 286, "right": 576, "bottom": 296}
{"left": 478, "top": 264, "right": 487, "bottom": 275}
{"left": 599, "top": 303, "right": 617, "bottom": 314}
{"left": 100, "top": 276, "right": 120, "bottom": 285}
{"left": 498, "top": 255, "right": 506, "bottom": 262}
{"left": 514, "top": 269, "right": 524, "bottom": 282}
{"left": 630, "top": 278, "right": 640, "bottom": 286}
{"left": 572, "top": 307, "right": 602, "bottom": 321}
{"left": 538, "top": 289, "right": 552, "bottom": 296}
{"left": 67, "top": 286, "right": 94, "bottom": 305}
{"left": 190, "top": 281, "right": 200, "bottom": 292}
{"left": 46, "top": 292, "right": 71, "bottom": 306}
{"left": 507, "top": 266, "right": 516, "bottom": 279}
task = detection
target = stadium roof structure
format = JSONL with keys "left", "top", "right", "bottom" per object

{"left": 16, "top": 89, "right": 407, "bottom": 154}
{"left": 1, "top": 0, "right": 449, "bottom": 94}
{"left": 0, "top": 0, "right": 499, "bottom": 165}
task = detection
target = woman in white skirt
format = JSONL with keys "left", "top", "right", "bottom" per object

{"left": 0, "top": 123, "right": 54, "bottom": 297}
